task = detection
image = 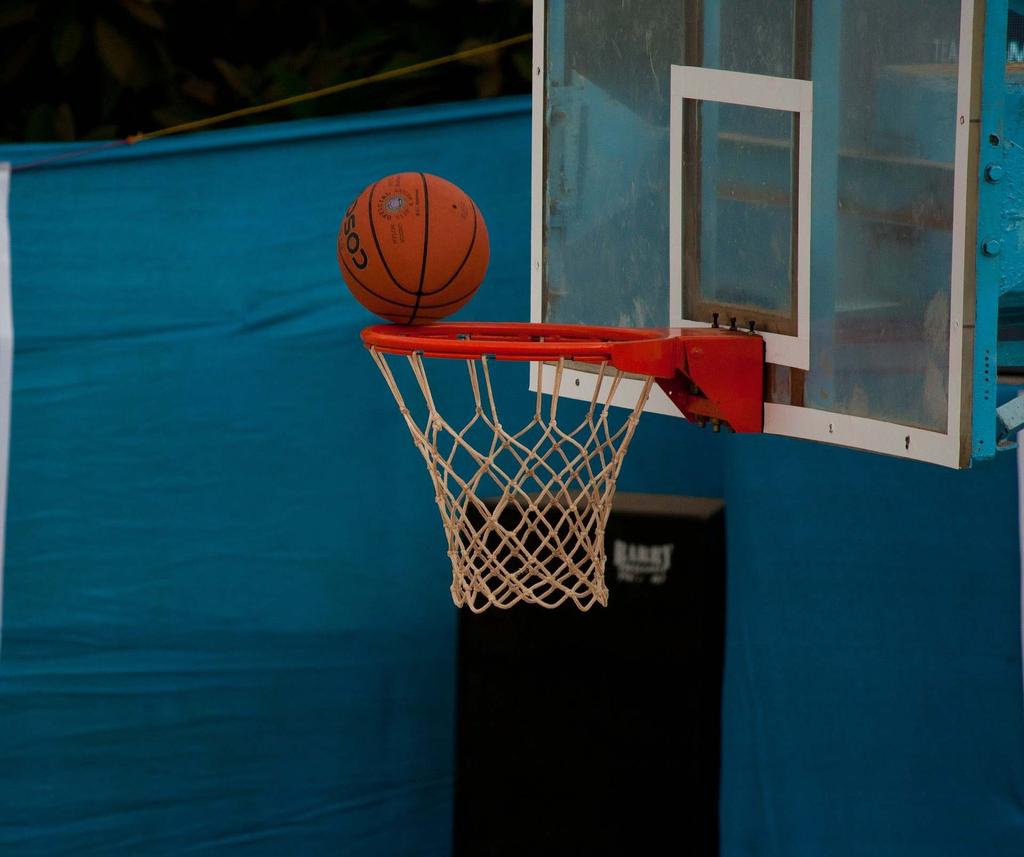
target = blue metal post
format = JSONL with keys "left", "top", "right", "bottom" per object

{"left": 973, "top": 0, "right": 1009, "bottom": 459}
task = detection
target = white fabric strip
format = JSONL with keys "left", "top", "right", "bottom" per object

{"left": 0, "top": 164, "right": 13, "bottom": 649}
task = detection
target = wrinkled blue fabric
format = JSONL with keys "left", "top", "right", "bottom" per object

{"left": 721, "top": 433, "right": 1024, "bottom": 856}
{"left": 0, "top": 98, "right": 717, "bottom": 855}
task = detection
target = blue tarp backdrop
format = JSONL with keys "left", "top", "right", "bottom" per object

{"left": 0, "top": 98, "right": 716, "bottom": 855}
{"left": 721, "top": 437, "right": 1024, "bottom": 856}
{"left": 0, "top": 96, "right": 1021, "bottom": 856}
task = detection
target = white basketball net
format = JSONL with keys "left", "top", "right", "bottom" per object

{"left": 369, "top": 348, "right": 654, "bottom": 611}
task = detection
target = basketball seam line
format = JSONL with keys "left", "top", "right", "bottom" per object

{"left": 341, "top": 252, "right": 477, "bottom": 310}
{"left": 367, "top": 180, "right": 418, "bottom": 297}
{"left": 425, "top": 201, "right": 479, "bottom": 298}
{"left": 408, "top": 173, "right": 430, "bottom": 324}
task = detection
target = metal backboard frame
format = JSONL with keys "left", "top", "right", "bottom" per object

{"left": 531, "top": 0, "right": 994, "bottom": 468}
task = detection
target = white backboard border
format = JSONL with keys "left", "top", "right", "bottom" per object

{"left": 669, "top": 65, "right": 813, "bottom": 371}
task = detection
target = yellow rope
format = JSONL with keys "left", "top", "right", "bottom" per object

{"left": 128, "top": 33, "right": 531, "bottom": 144}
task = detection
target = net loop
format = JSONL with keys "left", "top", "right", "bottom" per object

{"left": 369, "top": 347, "right": 654, "bottom": 611}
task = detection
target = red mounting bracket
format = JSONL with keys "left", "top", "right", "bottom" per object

{"left": 606, "top": 329, "right": 765, "bottom": 433}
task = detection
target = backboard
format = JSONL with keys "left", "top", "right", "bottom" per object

{"left": 531, "top": 0, "right": 1005, "bottom": 468}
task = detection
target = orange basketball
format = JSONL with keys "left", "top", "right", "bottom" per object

{"left": 337, "top": 172, "right": 489, "bottom": 324}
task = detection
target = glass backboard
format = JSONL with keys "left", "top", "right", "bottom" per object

{"left": 532, "top": 0, "right": 993, "bottom": 467}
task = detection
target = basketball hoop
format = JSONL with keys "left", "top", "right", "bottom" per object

{"left": 363, "top": 322, "right": 763, "bottom": 611}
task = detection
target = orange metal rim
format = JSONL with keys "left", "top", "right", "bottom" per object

{"left": 360, "top": 322, "right": 673, "bottom": 362}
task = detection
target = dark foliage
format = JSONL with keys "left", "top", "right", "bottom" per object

{"left": 0, "top": 0, "right": 533, "bottom": 142}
